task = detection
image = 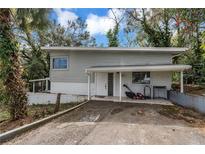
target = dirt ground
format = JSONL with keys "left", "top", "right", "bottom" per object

{"left": 0, "top": 103, "right": 80, "bottom": 133}
{"left": 172, "top": 83, "right": 205, "bottom": 96}
{"left": 3, "top": 101, "right": 205, "bottom": 145}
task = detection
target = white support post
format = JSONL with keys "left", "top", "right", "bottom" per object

{"left": 180, "top": 71, "right": 184, "bottom": 93}
{"left": 87, "top": 73, "right": 91, "bottom": 100}
{"left": 33, "top": 81, "right": 35, "bottom": 93}
{"left": 95, "top": 72, "right": 97, "bottom": 96}
{"left": 45, "top": 79, "right": 48, "bottom": 92}
{"left": 119, "top": 72, "right": 122, "bottom": 102}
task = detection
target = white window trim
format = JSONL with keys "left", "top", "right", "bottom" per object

{"left": 132, "top": 72, "right": 151, "bottom": 84}
{"left": 51, "top": 56, "right": 69, "bottom": 71}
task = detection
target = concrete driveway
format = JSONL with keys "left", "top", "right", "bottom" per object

{"left": 4, "top": 101, "right": 205, "bottom": 145}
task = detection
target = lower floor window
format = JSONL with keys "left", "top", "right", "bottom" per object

{"left": 132, "top": 72, "right": 150, "bottom": 84}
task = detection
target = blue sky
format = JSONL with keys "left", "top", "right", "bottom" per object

{"left": 49, "top": 8, "right": 126, "bottom": 46}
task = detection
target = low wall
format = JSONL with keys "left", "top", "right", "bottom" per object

{"left": 169, "top": 90, "right": 205, "bottom": 114}
{"left": 27, "top": 92, "right": 87, "bottom": 105}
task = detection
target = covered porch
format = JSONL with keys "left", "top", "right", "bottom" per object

{"left": 85, "top": 64, "right": 192, "bottom": 102}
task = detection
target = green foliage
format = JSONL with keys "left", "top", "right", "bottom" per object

{"left": 0, "top": 80, "right": 8, "bottom": 105}
{"left": 16, "top": 9, "right": 50, "bottom": 32}
{"left": 106, "top": 25, "right": 119, "bottom": 47}
{"left": 176, "top": 9, "right": 205, "bottom": 84}
{"left": 22, "top": 48, "right": 49, "bottom": 80}
{"left": 125, "top": 8, "right": 205, "bottom": 84}
{"left": 201, "top": 31, "right": 205, "bottom": 56}
{"left": 125, "top": 8, "right": 173, "bottom": 47}
{"left": 15, "top": 9, "right": 51, "bottom": 80}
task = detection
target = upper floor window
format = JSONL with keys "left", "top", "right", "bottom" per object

{"left": 132, "top": 72, "right": 150, "bottom": 84}
{"left": 52, "top": 57, "right": 69, "bottom": 69}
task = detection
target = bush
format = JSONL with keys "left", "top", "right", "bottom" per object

{"left": 0, "top": 80, "right": 8, "bottom": 105}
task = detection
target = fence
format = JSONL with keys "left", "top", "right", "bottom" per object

{"left": 169, "top": 90, "right": 205, "bottom": 114}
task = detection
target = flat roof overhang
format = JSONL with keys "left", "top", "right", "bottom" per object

{"left": 85, "top": 64, "right": 192, "bottom": 73}
{"left": 42, "top": 47, "right": 188, "bottom": 55}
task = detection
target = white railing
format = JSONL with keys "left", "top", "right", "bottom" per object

{"left": 29, "top": 77, "right": 50, "bottom": 93}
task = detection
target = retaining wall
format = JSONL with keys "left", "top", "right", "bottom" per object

{"left": 169, "top": 90, "right": 205, "bottom": 114}
{"left": 27, "top": 92, "right": 87, "bottom": 105}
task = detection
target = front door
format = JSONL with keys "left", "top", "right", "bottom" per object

{"left": 108, "top": 73, "right": 114, "bottom": 96}
{"left": 96, "top": 72, "right": 108, "bottom": 96}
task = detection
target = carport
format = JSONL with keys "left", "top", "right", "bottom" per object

{"left": 85, "top": 64, "right": 192, "bottom": 101}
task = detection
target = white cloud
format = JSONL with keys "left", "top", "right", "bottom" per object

{"left": 86, "top": 9, "right": 125, "bottom": 36}
{"left": 54, "top": 9, "right": 78, "bottom": 27}
{"left": 86, "top": 14, "right": 115, "bottom": 35}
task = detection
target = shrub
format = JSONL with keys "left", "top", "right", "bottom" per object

{"left": 0, "top": 80, "right": 8, "bottom": 105}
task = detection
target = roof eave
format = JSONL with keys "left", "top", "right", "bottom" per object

{"left": 42, "top": 47, "right": 189, "bottom": 54}
{"left": 85, "top": 64, "right": 192, "bottom": 73}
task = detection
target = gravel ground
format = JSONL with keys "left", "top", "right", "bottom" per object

{"left": 3, "top": 101, "right": 205, "bottom": 145}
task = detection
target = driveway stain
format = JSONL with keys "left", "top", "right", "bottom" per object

{"left": 110, "top": 108, "right": 123, "bottom": 115}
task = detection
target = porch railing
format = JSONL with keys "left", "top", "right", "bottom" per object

{"left": 29, "top": 78, "right": 50, "bottom": 93}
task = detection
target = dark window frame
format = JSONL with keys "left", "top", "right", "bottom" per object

{"left": 132, "top": 72, "right": 150, "bottom": 84}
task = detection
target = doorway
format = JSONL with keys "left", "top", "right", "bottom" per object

{"left": 108, "top": 73, "right": 114, "bottom": 96}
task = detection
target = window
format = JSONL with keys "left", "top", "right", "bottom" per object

{"left": 132, "top": 72, "right": 150, "bottom": 84}
{"left": 52, "top": 57, "right": 68, "bottom": 69}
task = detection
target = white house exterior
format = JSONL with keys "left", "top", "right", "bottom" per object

{"left": 42, "top": 47, "right": 191, "bottom": 101}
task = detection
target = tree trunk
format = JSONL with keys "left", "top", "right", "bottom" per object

{"left": 5, "top": 53, "right": 28, "bottom": 120}
{"left": 0, "top": 9, "right": 28, "bottom": 120}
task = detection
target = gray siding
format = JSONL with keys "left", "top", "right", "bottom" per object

{"left": 49, "top": 50, "right": 173, "bottom": 83}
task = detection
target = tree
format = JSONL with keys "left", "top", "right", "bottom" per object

{"left": 125, "top": 8, "right": 173, "bottom": 47}
{"left": 43, "top": 18, "right": 96, "bottom": 47}
{"left": 0, "top": 9, "right": 28, "bottom": 120}
{"left": 15, "top": 9, "right": 51, "bottom": 80}
{"left": 107, "top": 25, "right": 119, "bottom": 47}
{"left": 125, "top": 8, "right": 205, "bottom": 84}
{"left": 173, "top": 9, "right": 205, "bottom": 83}
{"left": 0, "top": 8, "right": 51, "bottom": 120}
{"left": 106, "top": 9, "right": 124, "bottom": 47}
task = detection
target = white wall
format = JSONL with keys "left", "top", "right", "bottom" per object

{"left": 150, "top": 71, "right": 172, "bottom": 90}
{"left": 150, "top": 71, "right": 172, "bottom": 98}
{"left": 50, "top": 50, "right": 173, "bottom": 83}
{"left": 50, "top": 71, "right": 172, "bottom": 98}
{"left": 105, "top": 72, "right": 171, "bottom": 97}
{"left": 50, "top": 82, "right": 95, "bottom": 95}
{"left": 27, "top": 92, "right": 86, "bottom": 105}
{"left": 114, "top": 72, "right": 149, "bottom": 97}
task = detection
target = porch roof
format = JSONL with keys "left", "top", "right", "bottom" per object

{"left": 85, "top": 64, "right": 192, "bottom": 73}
